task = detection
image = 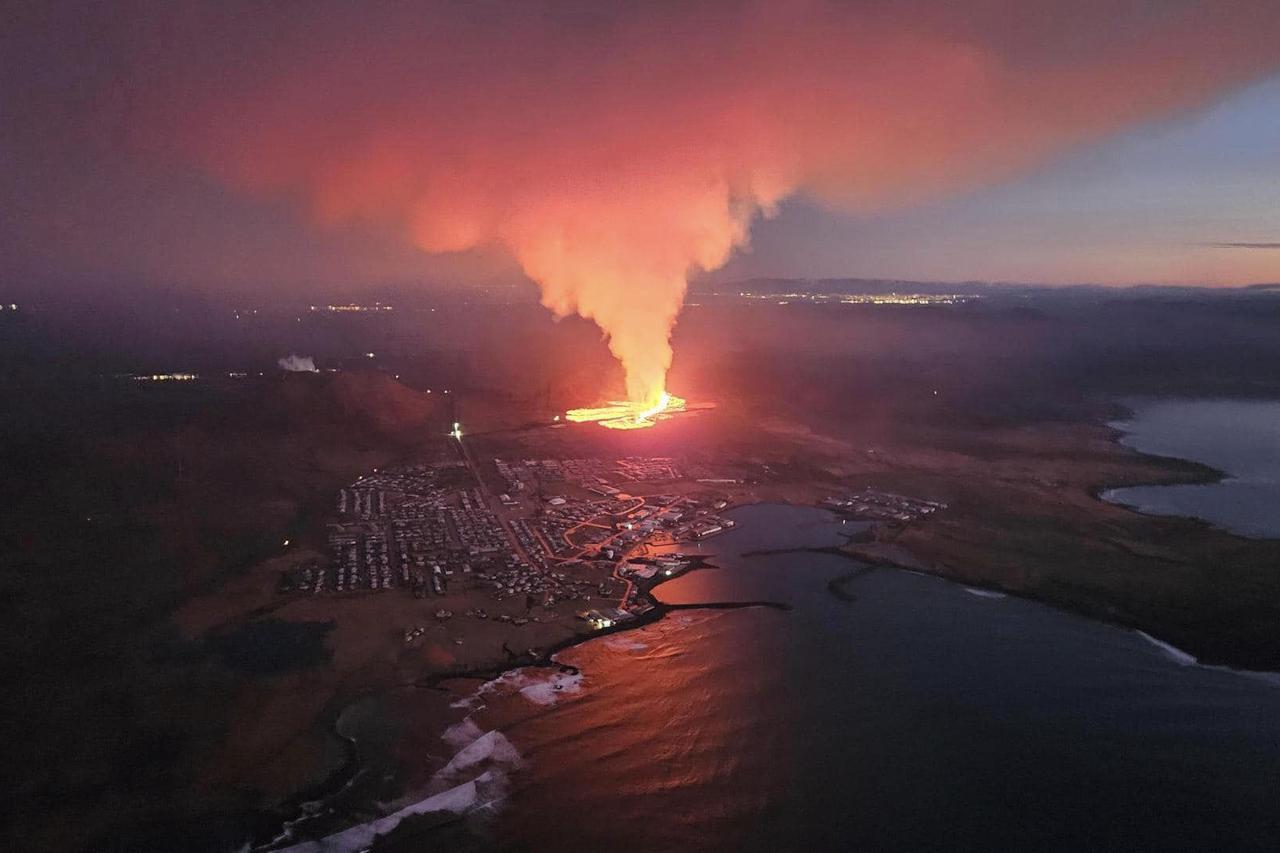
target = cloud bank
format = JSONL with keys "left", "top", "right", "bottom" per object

{"left": 1209, "top": 243, "right": 1280, "bottom": 250}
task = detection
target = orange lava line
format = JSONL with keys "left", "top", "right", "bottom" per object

{"left": 566, "top": 393, "right": 687, "bottom": 430}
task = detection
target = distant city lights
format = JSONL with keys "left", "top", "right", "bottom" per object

{"left": 131, "top": 373, "right": 199, "bottom": 382}
{"left": 310, "top": 303, "right": 394, "bottom": 313}
{"left": 728, "top": 291, "right": 981, "bottom": 306}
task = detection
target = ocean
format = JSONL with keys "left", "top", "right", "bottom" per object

{"left": 1102, "top": 398, "right": 1280, "bottom": 538}
{"left": 403, "top": 503, "right": 1280, "bottom": 853}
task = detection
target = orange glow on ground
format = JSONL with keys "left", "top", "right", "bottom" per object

{"left": 566, "top": 392, "right": 687, "bottom": 430}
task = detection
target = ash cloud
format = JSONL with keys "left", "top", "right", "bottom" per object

{"left": 125, "top": 1, "right": 1280, "bottom": 403}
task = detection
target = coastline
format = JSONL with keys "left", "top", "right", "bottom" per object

{"left": 835, "top": 542, "right": 1280, "bottom": 680}
{"left": 247, "top": 399, "right": 1280, "bottom": 848}
{"left": 257, "top": 549, "right": 793, "bottom": 850}
{"left": 743, "top": 528, "right": 1280, "bottom": 686}
{"left": 1086, "top": 403, "right": 1229, "bottom": 526}
{"left": 1091, "top": 397, "right": 1280, "bottom": 540}
{"left": 252, "top": 470, "right": 1280, "bottom": 850}
{"left": 825, "top": 405, "right": 1280, "bottom": 672}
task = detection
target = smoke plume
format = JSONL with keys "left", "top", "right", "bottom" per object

{"left": 136, "top": 1, "right": 1280, "bottom": 405}
{"left": 277, "top": 355, "right": 318, "bottom": 373}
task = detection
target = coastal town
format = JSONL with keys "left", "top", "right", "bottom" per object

{"left": 270, "top": 432, "right": 956, "bottom": 669}
{"left": 253, "top": 442, "right": 963, "bottom": 850}
{"left": 279, "top": 451, "right": 741, "bottom": 645}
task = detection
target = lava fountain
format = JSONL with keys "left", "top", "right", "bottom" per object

{"left": 566, "top": 391, "right": 687, "bottom": 430}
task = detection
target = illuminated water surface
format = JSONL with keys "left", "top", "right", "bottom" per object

{"left": 479, "top": 504, "right": 1280, "bottom": 852}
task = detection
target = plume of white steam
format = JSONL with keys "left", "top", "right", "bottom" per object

{"left": 277, "top": 354, "right": 318, "bottom": 373}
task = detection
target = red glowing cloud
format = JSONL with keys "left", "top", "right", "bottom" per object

{"left": 134, "top": 1, "right": 1280, "bottom": 403}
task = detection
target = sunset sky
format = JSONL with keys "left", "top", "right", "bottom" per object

{"left": 720, "top": 74, "right": 1280, "bottom": 286}
{"left": 3, "top": 0, "right": 1278, "bottom": 299}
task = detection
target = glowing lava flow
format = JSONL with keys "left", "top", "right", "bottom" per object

{"left": 565, "top": 392, "right": 687, "bottom": 430}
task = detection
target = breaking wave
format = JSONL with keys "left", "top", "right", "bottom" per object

{"left": 273, "top": 772, "right": 502, "bottom": 852}
{"left": 475, "top": 667, "right": 586, "bottom": 707}
{"left": 432, "top": 730, "right": 523, "bottom": 788}
{"left": 270, "top": 691, "right": 530, "bottom": 851}
{"left": 1136, "top": 630, "right": 1198, "bottom": 666}
{"left": 1136, "top": 630, "right": 1280, "bottom": 686}
{"left": 442, "top": 717, "right": 486, "bottom": 750}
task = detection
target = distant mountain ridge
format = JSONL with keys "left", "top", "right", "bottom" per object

{"left": 697, "top": 277, "right": 1280, "bottom": 298}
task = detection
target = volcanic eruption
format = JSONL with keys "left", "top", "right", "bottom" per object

{"left": 565, "top": 392, "right": 688, "bottom": 431}
{"left": 129, "top": 2, "right": 1280, "bottom": 428}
